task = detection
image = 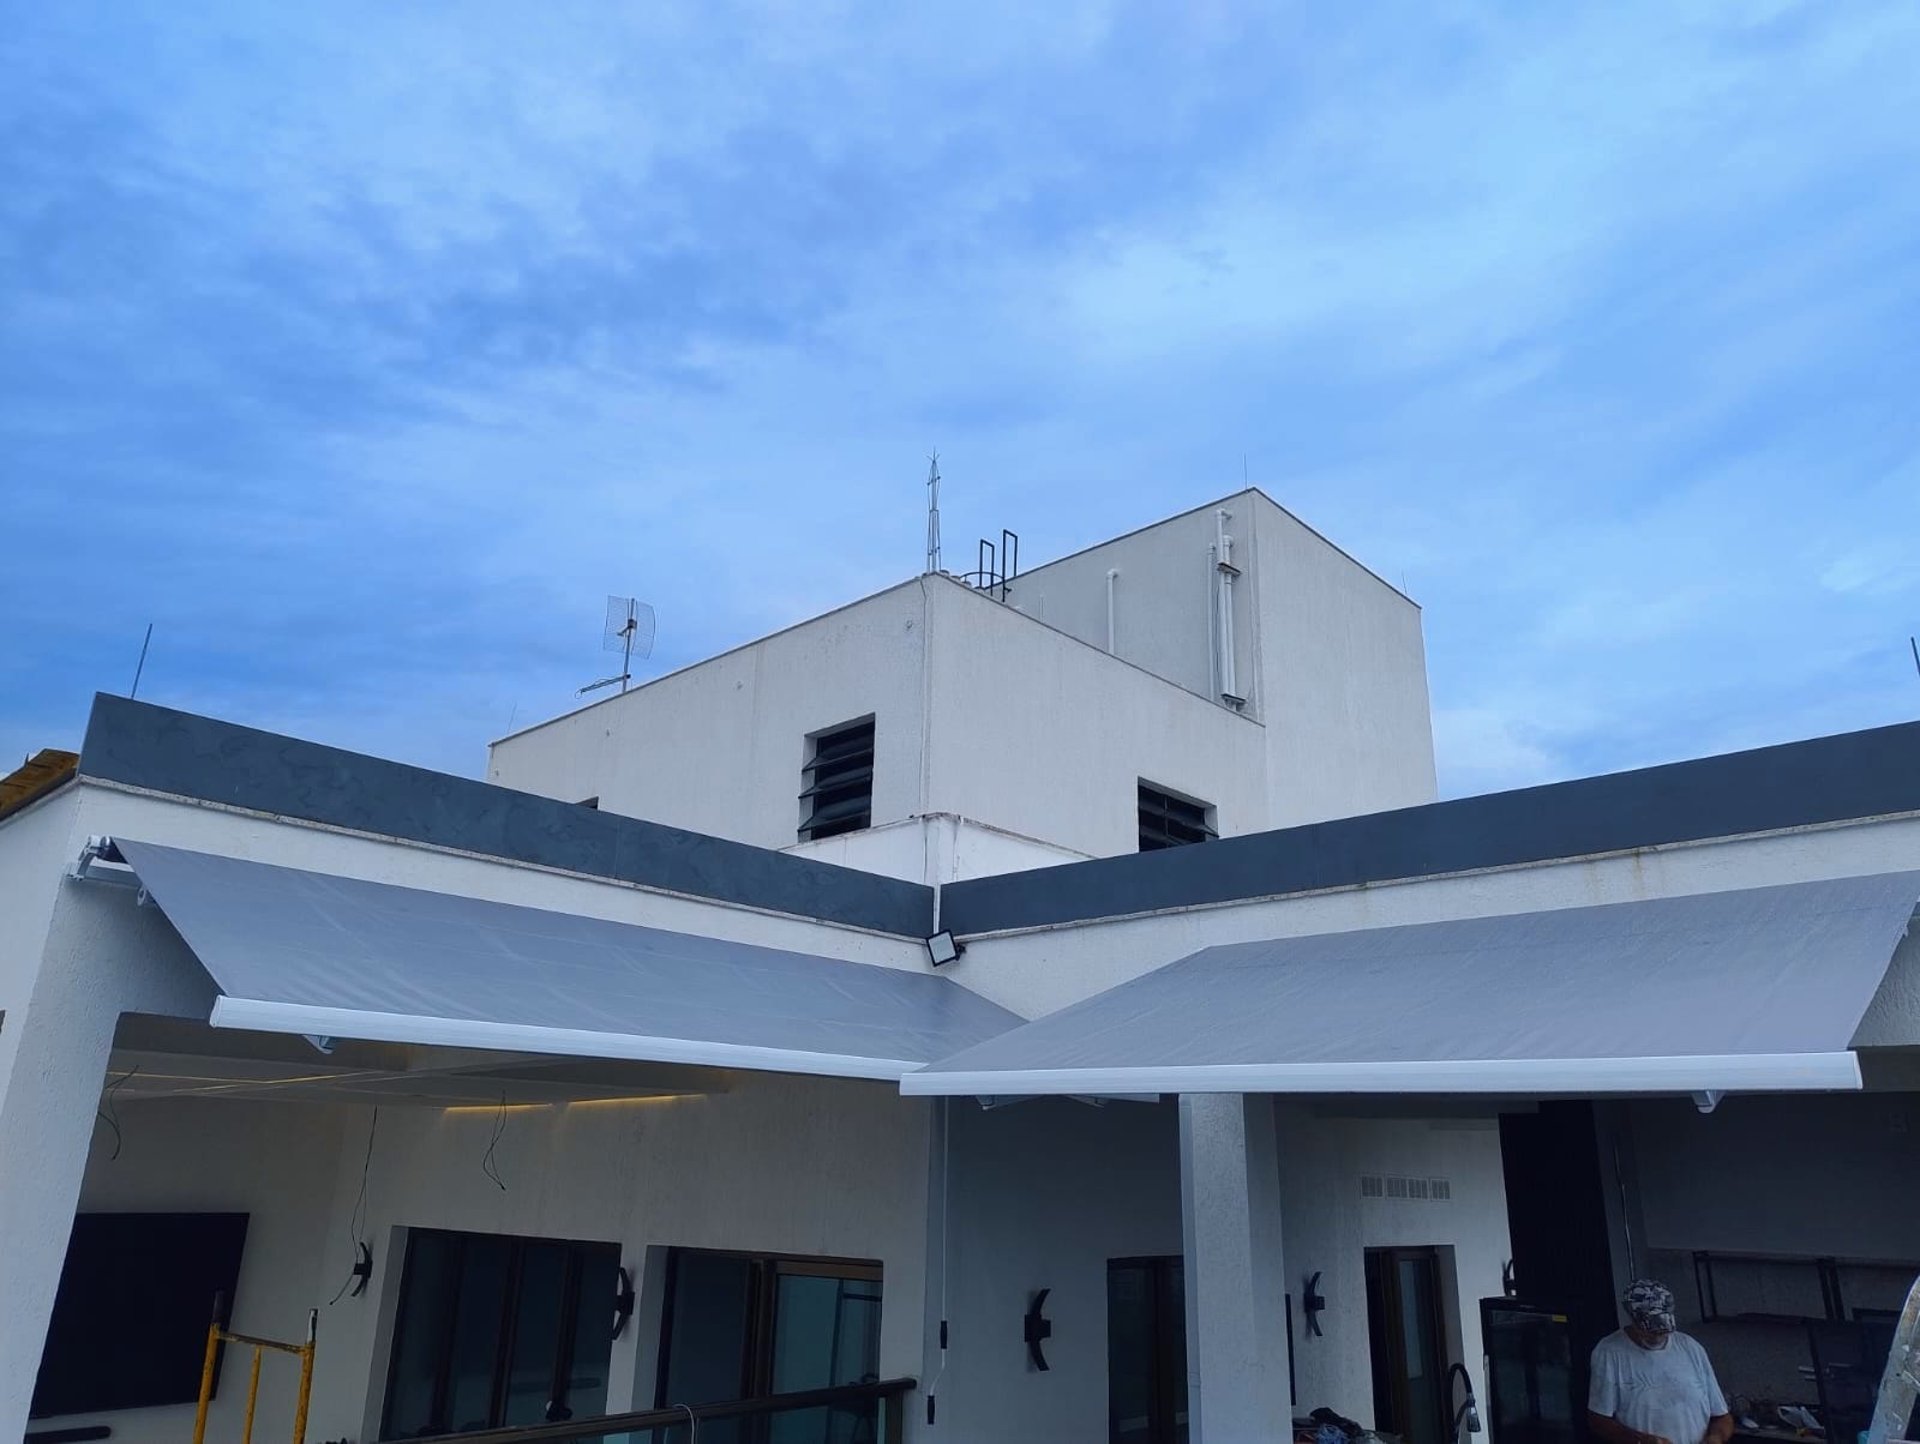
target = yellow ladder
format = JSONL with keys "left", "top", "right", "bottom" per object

{"left": 190, "top": 1301, "right": 317, "bottom": 1444}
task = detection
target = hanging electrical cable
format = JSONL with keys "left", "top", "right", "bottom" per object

{"left": 328, "top": 1107, "right": 379, "bottom": 1305}
{"left": 94, "top": 1064, "right": 139, "bottom": 1162}
{"left": 926, "top": 1096, "right": 951, "bottom": 1426}
{"left": 482, "top": 1094, "right": 508, "bottom": 1191}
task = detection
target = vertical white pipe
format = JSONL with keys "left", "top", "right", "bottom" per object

{"left": 1214, "top": 510, "right": 1238, "bottom": 702}
{"left": 1105, "top": 569, "right": 1119, "bottom": 653}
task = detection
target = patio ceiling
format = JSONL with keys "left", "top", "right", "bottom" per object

{"left": 104, "top": 1016, "right": 729, "bottom": 1109}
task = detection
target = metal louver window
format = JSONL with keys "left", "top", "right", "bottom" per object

{"left": 800, "top": 718, "right": 875, "bottom": 841}
{"left": 1138, "top": 782, "right": 1216, "bottom": 852}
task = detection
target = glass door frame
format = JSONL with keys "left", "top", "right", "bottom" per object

{"left": 379, "top": 1228, "right": 620, "bottom": 1438}
{"left": 1107, "top": 1255, "right": 1188, "bottom": 1444}
{"left": 1365, "top": 1245, "right": 1454, "bottom": 1444}
{"left": 653, "top": 1249, "right": 885, "bottom": 1409}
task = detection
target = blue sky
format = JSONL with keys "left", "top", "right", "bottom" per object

{"left": 4, "top": 2, "right": 1918, "bottom": 797}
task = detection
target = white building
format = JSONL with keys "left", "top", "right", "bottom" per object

{"left": 3, "top": 490, "right": 1919, "bottom": 1444}
{"left": 487, "top": 489, "right": 1438, "bottom": 872}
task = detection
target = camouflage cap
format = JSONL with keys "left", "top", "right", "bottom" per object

{"left": 1624, "top": 1279, "right": 1677, "bottom": 1332}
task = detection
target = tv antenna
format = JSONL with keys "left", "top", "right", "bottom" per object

{"left": 579, "top": 596, "right": 656, "bottom": 696}
{"left": 925, "top": 452, "right": 943, "bottom": 575}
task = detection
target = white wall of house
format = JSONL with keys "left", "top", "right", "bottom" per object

{"left": 0, "top": 789, "right": 87, "bottom": 1440}
{"left": 488, "top": 580, "right": 932, "bottom": 852}
{"left": 1003, "top": 494, "right": 1259, "bottom": 711}
{"left": 922, "top": 578, "right": 1271, "bottom": 858}
{"left": 0, "top": 790, "right": 221, "bottom": 1443}
{"left": 489, "top": 573, "right": 1276, "bottom": 862}
{"left": 1276, "top": 1107, "right": 1509, "bottom": 1427}
{"left": 322, "top": 1075, "right": 934, "bottom": 1440}
{"left": 47, "top": 1099, "right": 352, "bottom": 1444}
{"left": 0, "top": 788, "right": 80, "bottom": 1117}
{"left": 32, "top": 1071, "right": 1513, "bottom": 1444}
{"left": 1002, "top": 491, "right": 1438, "bottom": 827}
{"left": 27, "top": 1076, "right": 935, "bottom": 1444}
{"left": 0, "top": 783, "right": 934, "bottom": 1442}
{"left": 489, "top": 491, "right": 1440, "bottom": 862}
{"left": 786, "top": 813, "right": 1089, "bottom": 886}
{"left": 933, "top": 1095, "right": 1510, "bottom": 1442}
{"left": 947, "top": 811, "right": 1920, "bottom": 1020}
{"left": 1247, "top": 496, "right": 1437, "bottom": 825}
{"left": 937, "top": 1097, "right": 1185, "bottom": 1442}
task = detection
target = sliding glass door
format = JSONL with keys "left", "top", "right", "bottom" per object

{"left": 382, "top": 1229, "right": 618, "bottom": 1438}
{"left": 656, "top": 1249, "right": 883, "bottom": 1444}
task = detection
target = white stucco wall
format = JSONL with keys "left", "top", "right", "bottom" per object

{"left": 1000, "top": 490, "right": 1439, "bottom": 828}
{"left": 923, "top": 579, "right": 1271, "bottom": 858}
{"left": 493, "top": 570, "right": 1276, "bottom": 863}
{"left": 1276, "top": 1107, "right": 1509, "bottom": 1429}
{"left": 488, "top": 580, "right": 932, "bottom": 851}
{"left": 0, "top": 790, "right": 219, "bottom": 1443}
{"left": 786, "top": 813, "right": 1089, "bottom": 886}
{"left": 937, "top": 1097, "right": 1186, "bottom": 1442}
{"left": 947, "top": 811, "right": 1920, "bottom": 1021}
{"left": 0, "top": 785, "right": 938, "bottom": 1441}
{"left": 28, "top": 1076, "right": 934, "bottom": 1444}
{"left": 38, "top": 1099, "right": 352, "bottom": 1444}
{"left": 0, "top": 788, "right": 81, "bottom": 1116}
{"left": 934, "top": 1096, "right": 1511, "bottom": 1442}
{"left": 1248, "top": 495, "right": 1437, "bottom": 825}
{"left": 1003, "top": 494, "right": 1258, "bottom": 713}
{"left": 313, "top": 1075, "right": 934, "bottom": 1441}
{"left": 490, "top": 495, "right": 1440, "bottom": 861}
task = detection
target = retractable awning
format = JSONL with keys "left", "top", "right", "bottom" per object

{"left": 901, "top": 874, "right": 1920, "bottom": 1098}
{"left": 116, "top": 840, "right": 1019, "bottom": 1081}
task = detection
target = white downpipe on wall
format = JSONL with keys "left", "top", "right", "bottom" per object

{"left": 1213, "top": 509, "right": 1242, "bottom": 707}
{"left": 1105, "top": 569, "right": 1119, "bottom": 653}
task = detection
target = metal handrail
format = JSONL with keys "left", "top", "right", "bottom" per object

{"left": 398, "top": 1377, "right": 918, "bottom": 1444}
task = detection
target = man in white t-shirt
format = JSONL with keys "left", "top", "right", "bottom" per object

{"left": 1588, "top": 1280, "right": 1734, "bottom": 1444}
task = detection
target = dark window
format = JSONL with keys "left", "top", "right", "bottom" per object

{"left": 1137, "top": 783, "right": 1216, "bottom": 852}
{"left": 1108, "top": 1257, "right": 1188, "bottom": 1444}
{"left": 800, "top": 719, "right": 875, "bottom": 841}
{"left": 33, "top": 1212, "right": 250, "bottom": 1418}
{"left": 656, "top": 1249, "right": 883, "bottom": 1444}
{"left": 1366, "top": 1246, "right": 1451, "bottom": 1444}
{"left": 381, "top": 1229, "right": 618, "bottom": 1439}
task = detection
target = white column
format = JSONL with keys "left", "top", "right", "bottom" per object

{"left": 0, "top": 865, "right": 213, "bottom": 1442}
{"left": 1179, "top": 1092, "right": 1292, "bottom": 1443}
{"left": 0, "top": 962, "right": 122, "bottom": 1439}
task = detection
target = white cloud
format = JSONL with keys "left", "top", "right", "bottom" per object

{"left": 6, "top": 0, "right": 1920, "bottom": 786}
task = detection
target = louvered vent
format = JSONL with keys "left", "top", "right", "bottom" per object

{"left": 1361, "top": 1174, "right": 1454, "bottom": 1202}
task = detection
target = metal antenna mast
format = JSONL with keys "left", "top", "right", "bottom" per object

{"left": 129, "top": 622, "right": 153, "bottom": 698}
{"left": 579, "top": 596, "right": 656, "bottom": 697}
{"left": 925, "top": 452, "right": 942, "bottom": 575}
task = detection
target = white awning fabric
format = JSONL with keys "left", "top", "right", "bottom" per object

{"left": 901, "top": 874, "right": 1920, "bottom": 1098}
{"left": 117, "top": 840, "right": 1020, "bottom": 1081}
